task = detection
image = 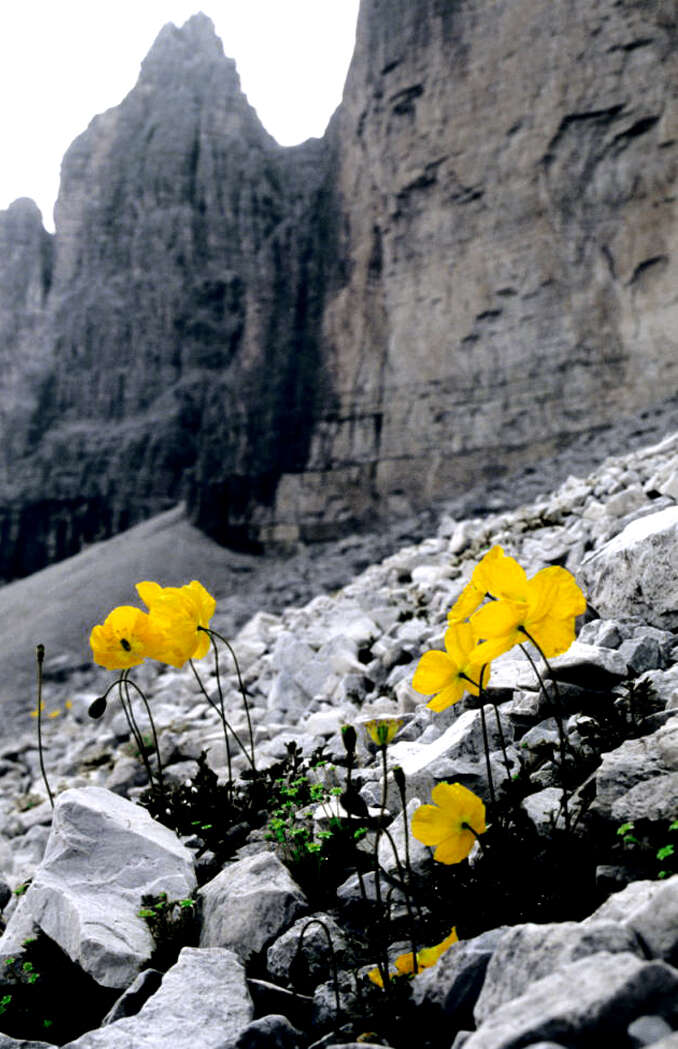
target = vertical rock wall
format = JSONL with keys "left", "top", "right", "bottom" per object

{"left": 0, "top": 1, "right": 677, "bottom": 578}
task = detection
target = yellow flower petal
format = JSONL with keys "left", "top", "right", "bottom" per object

{"left": 412, "top": 783, "right": 486, "bottom": 865}
{"left": 447, "top": 582, "right": 484, "bottom": 624}
{"left": 426, "top": 679, "right": 465, "bottom": 712}
{"left": 411, "top": 802, "right": 454, "bottom": 848}
{"left": 412, "top": 650, "right": 457, "bottom": 695}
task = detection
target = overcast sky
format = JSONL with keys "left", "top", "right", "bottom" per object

{"left": 0, "top": 1, "right": 360, "bottom": 232}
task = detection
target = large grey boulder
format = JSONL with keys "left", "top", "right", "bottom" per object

{"left": 473, "top": 921, "right": 644, "bottom": 1023}
{"left": 587, "top": 876, "right": 678, "bottom": 965}
{"left": 463, "top": 952, "right": 678, "bottom": 1049}
{"left": 62, "top": 947, "right": 253, "bottom": 1049}
{"left": 580, "top": 507, "right": 678, "bottom": 629}
{"left": 199, "top": 851, "right": 308, "bottom": 963}
{"left": 0, "top": 787, "right": 195, "bottom": 989}
{"left": 592, "top": 719, "right": 678, "bottom": 821}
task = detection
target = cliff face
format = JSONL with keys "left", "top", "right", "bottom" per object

{"left": 1, "top": 2, "right": 677, "bottom": 579}
{"left": 273, "top": 0, "right": 678, "bottom": 530}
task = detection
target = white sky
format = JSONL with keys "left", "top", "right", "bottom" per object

{"left": 0, "top": 1, "right": 360, "bottom": 232}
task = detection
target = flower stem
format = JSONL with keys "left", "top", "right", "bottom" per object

{"left": 199, "top": 627, "right": 257, "bottom": 774}
{"left": 519, "top": 633, "right": 570, "bottom": 834}
{"left": 123, "top": 676, "right": 165, "bottom": 803}
{"left": 295, "top": 919, "right": 341, "bottom": 1023}
{"left": 118, "top": 671, "right": 156, "bottom": 792}
{"left": 34, "top": 645, "right": 54, "bottom": 809}
{"left": 188, "top": 659, "right": 255, "bottom": 773}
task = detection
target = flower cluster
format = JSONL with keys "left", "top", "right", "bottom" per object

{"left": 409, "top": 546, "right": 585, "bottom": 866}
{"left": 89, "top": 580, "right": 216, "bottom": 671}
{"left": 412, "top": 545, "right": 586, "bottom": 712}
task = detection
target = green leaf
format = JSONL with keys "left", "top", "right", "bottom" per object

{"left": 617, "top": 822, "right": 634, "bottom": 837}
{"left": 657, "top": 844, "right": 675, "bottom": 862}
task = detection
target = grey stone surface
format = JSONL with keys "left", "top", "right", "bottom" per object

{"left": 581, "top": 507, "right": 678, "bottom": 630}
{"left": 628, "top": 1014, "right": 674, "bottom": 1048}
{"left": 0, "top": 787, "right": 196, "bottom": 989}
{"left": 411, "top": 927, "right": 506, "bottom": 1025}
{"left": 464, "top": 952, "right": 678, "bottom": 1049}
{"left": 266, "top": 912, "right": 349, "bottom": 986}
{"left": 474, "top": 922, "right": 644, "bottom": 1023}
{"left": 593, "top": 720, "right": 678, "bottom": 820}
{"left": 62, "top": 947, "right": 253, "bottom": 1049}
{"left": 235, "top": 1014, "right": 302, "bottom": 1049}
{"left": 199, "top": 851, "right": 308, "bottom": 962}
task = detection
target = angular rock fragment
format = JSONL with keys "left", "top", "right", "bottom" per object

{"left": 0, "top": 787, "right": 196, "bottom": 989}
{"left": 473, "top": 922, "right": 644, "bottom": 1023}
{"left": 199, "top": 851, "right": 307, "bottom": 962}
{"left": 580, "top": 507, "right": 678, "bottom": 630}
{"left": 464, "top": 952, "right": 678, "bottom": 1049}
{"left": 61, "top": 947, "right": 252, "bottom": 1048}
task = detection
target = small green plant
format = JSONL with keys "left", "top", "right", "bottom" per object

{"left": 137, "top": 892, "right": 199, "bottom": 973}
{"left": 0, "top": 933, "right": 116, "bottom": 1045}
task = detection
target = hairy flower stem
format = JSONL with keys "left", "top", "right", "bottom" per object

{"left": 462, "top": 669, "right": 496, "bottom": 806}
{"left": 478, "top": 705, "right": 496, "bottom": 808}
{"left": 461, "top": 821, "right": 486, "bottom": 855}
{"left": 200, "top": 627, "right": 257, "bottom": 774}
{"left": 518, "top": 636, "right": 570, "bottom": 834}
{"left": 118, "top": 671, "right": 157, "bottom": 792}
{"left": 188, "top": 660, "right": 254, "bottom": 774}
{"left": 295, "top": 919, "right": 341, "bottom": 1023}
{"left": 380, "top": 826, "right": 419, "bottom": 973}
{"left": 34, "top": 645, "right": 54, "bottom": 809}
{"left": 371, "top": 745, "right": 392, "bottom": 990}
{"left": 393, "top": 766, "right": 423, "bottom": 922}
{"left": 195, "top": 642, "right": 234, "bottom": 797}
{"left": 123, "top": 676, "right": 165, "bottom": 802}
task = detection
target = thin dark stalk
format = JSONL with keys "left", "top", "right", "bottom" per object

{"left": 123, "top": 676, "right": 165, "bottom": 800}
{"left": 379, "top": 826, "right": 419, "bottom": 973}
{"left": 393, "top": 767, "right": 423, "bottom": 922}
{"left": 188, "top": 659, "right": 254, "bottom": 772}
{"left": 189, "top": 656, "right": 233, "bottom": 792}
{"left": 200, "top": 627, "right": 257, "bottom": 773}
{"left": 519, "top": 634, "right": 570, "bottom": 834}
{"left": 462, "top": 667, "right": 496, "bottom": 806}
{"left": 118, "top": 671, "right": 156, "bottom": 790}
{"left": 295, "top": 919, "right": 341, "bottom": 1023}
{"left": 491, "top": 703, "right": 513, "bottom": 784}
{"left": 35, "top": 645, "right": 54, "bottom": 809}
{"left": 461, "top": 820, "right": 486, "bottom": 855}
{"left": 371, "top": 745, "right": 392, "bottom": 990}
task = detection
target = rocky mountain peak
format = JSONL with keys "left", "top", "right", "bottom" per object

{"left": 139, "top": 12, "right": 238, "bottom": 87}
{"left": 0, "top": 0, "right": 676, "bottom": 582}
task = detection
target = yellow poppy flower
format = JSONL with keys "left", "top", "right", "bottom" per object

{"left": 447, "top": 546, "right": 526, "bottom": 627}
{"left": 90, "top": 605, "right": 165, "bottom": 671}
{"left": 394, "top": 926, "right": 459, "bottom": 975}
{"left": 412, "top": 621, "right": 489, "bottom": 712}
{"left": 411, "top": 782, "right": 486, "bottom": 864}
{"left": 361, "top": 716, "right": 404, "bottom": 747}
{"left": 471, "top": 564, "right": 586, "bottom": 663}
{"left": 137, "top": 580, "right": 216, "bottom": 667}
{"left": 367, "top": 926, "right": 459, "bottom": 987}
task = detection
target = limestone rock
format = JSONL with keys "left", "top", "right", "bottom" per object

{"left": 199, "top": 851, "right": 308, "bottom": 962}
{"left": 61, "top": 947, "right": 253, "bottom": 1049}
{"left": 473, "top": 922, "right": 644, "bottom": 1023}
{"left": 580, "top": 507, "right": 678, "bottom": 630}
{"left": 593, "top": 719, "right": 678, "bottom": 821}
{"left": 464, "top": 952, "right": 678, "bottom": 1049}
{"left": 1, "top": 787, "right": 196, "bottom": 989}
